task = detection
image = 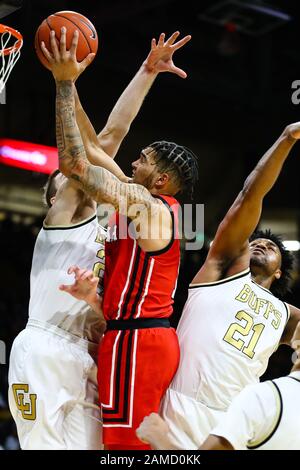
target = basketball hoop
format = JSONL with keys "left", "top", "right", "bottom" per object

{"left": 0, "top": 23, "right": 23, "bottom": 94}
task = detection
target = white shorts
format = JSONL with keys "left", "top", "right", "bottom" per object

{"left": 8, "top": 321, "right": 102, "bottom": 450}
{"left": 160, "top": 388, "right": 226, "bottom": 450}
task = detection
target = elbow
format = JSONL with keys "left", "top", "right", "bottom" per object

{"left": 99, "top": 124, "right": 130, "bottom": 143}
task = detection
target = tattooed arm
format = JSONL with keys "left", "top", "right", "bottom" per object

{"left": 56, "top": 79, "right": 172, "bottom": 251}
{"left": 57, "top": 79, "right": 161, "bottom": 211}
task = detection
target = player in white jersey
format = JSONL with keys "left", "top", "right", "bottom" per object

{"left": 137, "top": 321, "right": 300, "bottom": 450}
{"left": 157, "top": 122, "right": 300, "bottom": 449}
{"left": 8, "top": 29, "right": 191, "bottom": 449}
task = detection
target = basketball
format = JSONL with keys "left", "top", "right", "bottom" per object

{"left": 34, "top": 10, "right": 98, "bottom": 70}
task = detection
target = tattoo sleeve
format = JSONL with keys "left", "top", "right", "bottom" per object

{"left": 55, "top": 80, "right": 160, "bottom": 212}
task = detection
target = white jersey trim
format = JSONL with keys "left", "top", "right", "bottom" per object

{"left": 288, "top": 371, "right": 300, "bottom": 381}
{"left": 247, "top": 381, "right": 283, "bottom": 449}
{"left": 189, "top": 268, "right": 250, "bottom": 288}
{"left": 283, "top": 302, "right": 291, "bottom": 323}
{"left": 43, "top": 213, "right": 97, "bottom": 230}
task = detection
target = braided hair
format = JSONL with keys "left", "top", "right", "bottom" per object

{"left": 149, "top": 141, "right": 199, "bottom": 198}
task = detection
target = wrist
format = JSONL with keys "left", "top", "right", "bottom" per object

{"left": 141, "top": 61, "right": 159, "bottom": 77}
{"left": 87, "top": 292, "right": 102, "bottom": 314}
{"left": 55, "top": 78, "right": 74, "bottom": 86}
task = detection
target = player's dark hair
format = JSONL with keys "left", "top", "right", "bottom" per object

{"left": 250, "top": 229, "right": 294, "bottom": 298}
{"left": 149, "top": 141, "right": 199, "bottom": 198}
{"left": 43, "top": 169, "right": 61, "bottom": 208}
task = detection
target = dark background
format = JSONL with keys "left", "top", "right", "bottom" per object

{"left": 1, "top": 0, "right": 300, "bottom": 449}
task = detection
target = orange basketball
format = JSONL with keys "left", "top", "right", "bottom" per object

{"left": 34, "top": 10, "right": 98, "bottom": 70}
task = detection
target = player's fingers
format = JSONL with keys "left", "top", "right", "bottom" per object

{"left": 81, "top": 271, "right": 96, "bottom": 281}
{"left": 60, "top": 26, "right": 67, "bottom": 55}
{"left": 158, "top": 32, "right": 165, "bottom": 46}
{"left": 70, "top": 30, "right": 79, "bottom": 59}
{"left": 77, "top": 269, "right": 89, "bottom": 280}
{"left": 172, "top": 34, "right": 192, "bottom": 51}
{"left": 67, "top": 265, "right": 79, "bottom": 275}
{"left": 40, "top": 42, "right": 54, "bottom": 63}
{"left": 151, "top": 38, "right": 156, "bottom": 49}
{"left": 59, "top": 284, "right": 75, "bottom": 293}
{"left": 170, "top": 64, "right": 187, "bottom": 79}
{"left": 166, "top": 31, "right": 180, "bottom": 46}
{"left": 50, "top": 30, "right": 60, "bottom": 61}
{"left": 81, "top": 53, "right": 96, "bottom": 69}
{"left": 78, "top": 270, "right": 93, "bottom": 281}
{"left": 68, "top": 266, "right": 86, "bottom": 279}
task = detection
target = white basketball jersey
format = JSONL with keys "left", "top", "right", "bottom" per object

{"left": 256, "top": 373, "right": 300, "bottom": 450}
{"left": 29, "top": 214, "right": 106, "bottom": 343}
{"left": 171, "top": 269, "right": 290, "bottom": 410}
{"left": 211, "top": 371, "right": 300, "bottom": 450}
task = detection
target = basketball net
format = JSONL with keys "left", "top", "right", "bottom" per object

{"left": 0, "top": 24, "right": 23, "bottom": 95}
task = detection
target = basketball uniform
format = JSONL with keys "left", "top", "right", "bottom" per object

{"left": 99, "top": 195, "right": 181, "bottom": 448}
{"left": 211, "top": 371, "right": 300, "bottom": 449}
{"left": 8, "top": 214, "right": 106, "bottom": 450}
{"left": 161, "top": 269, "right": 290, "bottom": 449}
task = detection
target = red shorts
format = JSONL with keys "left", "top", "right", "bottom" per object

{"left": 98, "top": 327, "right": 180, "bottom": 447}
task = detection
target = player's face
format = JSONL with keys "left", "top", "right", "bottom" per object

{"left": 249, "top": 238, "right": 282, "bottom": 274}
{"left": 131, "top": 147, "right": 159, "bottom": 189}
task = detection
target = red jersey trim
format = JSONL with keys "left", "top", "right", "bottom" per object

{"left": 102, "top": 329, "right": 138, "bottom": 426}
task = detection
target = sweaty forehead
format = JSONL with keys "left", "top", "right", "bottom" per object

{"left": 251, "top": 238, "right": 279, "bottom": 250}
{"left": 141, "top": 147, "right": 157, "bottom": 161}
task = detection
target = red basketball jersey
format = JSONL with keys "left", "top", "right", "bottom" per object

{"left": 102, "top": 195, "right": 180, "bottom": 321}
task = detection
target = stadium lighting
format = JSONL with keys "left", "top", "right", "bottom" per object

{"left": 283, "top": 241, "right": 300, "bottom": 252}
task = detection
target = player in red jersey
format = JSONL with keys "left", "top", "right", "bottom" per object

{"left": 46, "top": 30, "right": 198, "bottom": 450}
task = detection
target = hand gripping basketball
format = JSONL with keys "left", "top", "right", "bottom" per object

{"left": 41, "top": 27, "right": 95, "bottom": 81}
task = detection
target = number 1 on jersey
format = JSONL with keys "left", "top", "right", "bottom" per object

{"left": 223, "top": 310, "right": 265, "bottom": 359}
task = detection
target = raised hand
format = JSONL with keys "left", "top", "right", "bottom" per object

{"left": 59, "top": 265, "right": 99, "bottom": 303}
{"left": 41, "top": 27, "right": 95, "bottom": 81}
{"left": 144, "top": 31, "right": 191, "bottom": 78}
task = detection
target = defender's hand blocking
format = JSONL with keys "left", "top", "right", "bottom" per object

{"left": 144, "top": 31, "right": 191, "bottom": 78}
{"left": 41, "top": 27, "right": 95, "bottom": 81}
{"left": 59, "top": 265, "right": 99, "bottom": 302}
{"left": 136, "top": 413, "right": 171, "bottom": 449}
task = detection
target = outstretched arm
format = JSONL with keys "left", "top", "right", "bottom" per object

{"left": 55, "top": 79, "right": 172, "bottom": 252}
{"left": 42, "top": 28, "right": 128, "bottom": 182}
{"left": 96, "top": 31, "right": 191, "bottom": 157}
{"left": 194, "top": 126, "right": 298, "bottom": 282}
{"left": 56, "top": 79, "right": 161, "bottom": 212}
{"left": 43, "top": 29, "right": 191, "bottom": 166}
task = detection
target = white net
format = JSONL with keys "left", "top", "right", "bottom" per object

{"left": 0, "top": 27, "right": 22, "bottom": 94}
